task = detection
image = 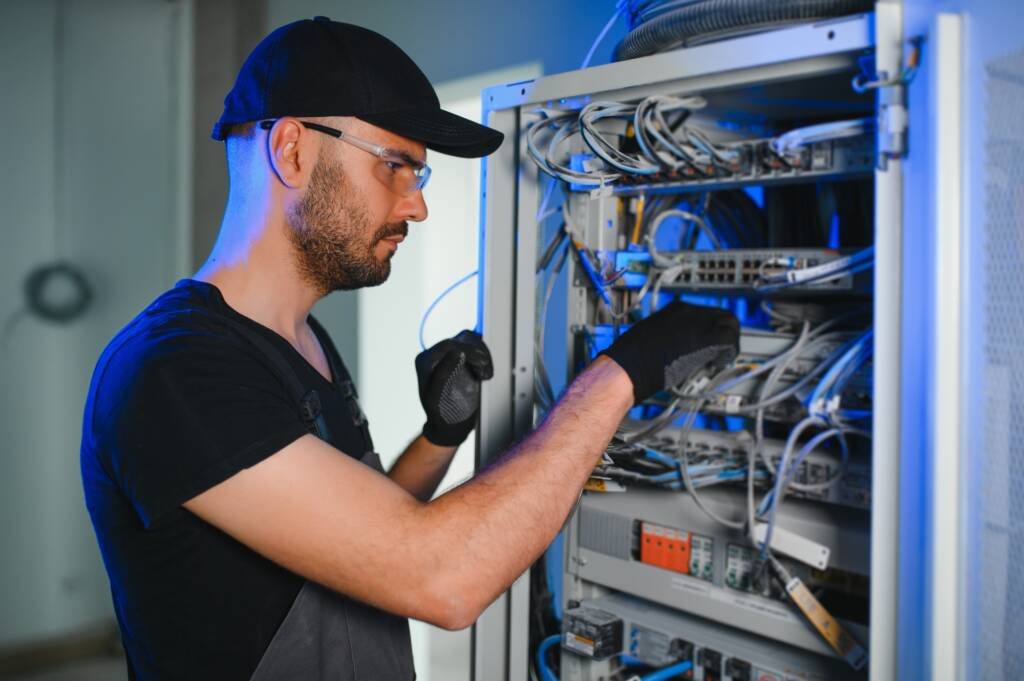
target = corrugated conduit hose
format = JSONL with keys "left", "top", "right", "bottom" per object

{"left": 614, "top": 0, "right": 876, "bottom": 61}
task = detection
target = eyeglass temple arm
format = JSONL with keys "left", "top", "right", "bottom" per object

{"left": 258, "top": 119, "right": 342, "bottom": 138}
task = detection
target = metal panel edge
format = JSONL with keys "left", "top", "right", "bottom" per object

{"left": 472, "top": 104, "right": 519, "bottom": 681}
{"left": 870, "top": 3, "right": 903, "bottom": 681}
{"left": 930, "top": 13, "right": 965, "bottom": 681}
{"left": 506, "top": 114, "right": 542, "bottom": 681}
{"left": 483, "top": 13, "right": 873, "bottom": 110}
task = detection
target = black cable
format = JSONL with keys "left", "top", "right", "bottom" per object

{"left": 23, "top": 261, "right": 92, "bottom": 323}
{"left": 615, "top": 0, "right": 875, "bottom": 61}
{"left": 726, "top": 189, "right": 770, "bottom": 246}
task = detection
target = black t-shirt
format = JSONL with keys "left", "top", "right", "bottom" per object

{"left": 80, "top": 279, "right": 400, "bottom": 680}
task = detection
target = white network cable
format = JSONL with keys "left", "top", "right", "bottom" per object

{"left": 771, "top": 118, "right": 873, "bottom": 156}
{"left": 754, "top": 246, "right": 874, "bottom": 291}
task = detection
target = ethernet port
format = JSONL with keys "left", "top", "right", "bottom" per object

{"left": 669, "top": 639, "right": 695, "bottom": 665}
{"left": 698, "top": 648, "right": 722, "bottom": 681}
{"left": 725, "top": 658, "right": 752, "bottom": 681}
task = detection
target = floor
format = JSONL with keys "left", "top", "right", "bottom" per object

{"left": 2, "top": 630, "right": 470, "bottom": 681}
{"left": 2, "top": 655, "right": 126, "bottom": 681}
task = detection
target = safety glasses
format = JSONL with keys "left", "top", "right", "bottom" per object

{"left": 258, "top": 119, "right": 431, "bottom": 195}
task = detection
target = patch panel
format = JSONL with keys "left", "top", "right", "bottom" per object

{"left": 610, "top": 131, "right": 875, "bottom": 195}
{"left": 609, "top": 249, "right": 869, "bottom": 294}
{"left": 560, "top": 593, "right": 862, "bottom": 681}
{"left": 585, "top": 327, "right": 873, "bottom": 424}
{"left": 650, "top": 427, "right": 872, "bottom": 511}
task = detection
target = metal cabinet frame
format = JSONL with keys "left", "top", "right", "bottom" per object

{"left": 471, "top": 8, "right": 911, "bottom": 679}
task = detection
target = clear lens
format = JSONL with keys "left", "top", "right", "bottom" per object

{"left": 374, "top": 158, "right": 431, "bottom": 196}
{"left": 414, "top": 164, "right": 432, "bottom": 192}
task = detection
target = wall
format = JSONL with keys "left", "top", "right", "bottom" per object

{"left": 0, "top": 0, "right": 622, "bottom": 659}
{"left": 0, "top": 0, "right": 191, "bottom": 647}
{"left": 191, "top": 0, "right": 268, "bottom": 268}
{"left": 266, "top": 0, "right": 628, "bottom": 85}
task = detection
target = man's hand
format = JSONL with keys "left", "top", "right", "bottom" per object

{"left": 416, "top": 330, "right": 494, "bottom": 447}
{"left": 600, "top": 301, "right": 740, "bottom": 403}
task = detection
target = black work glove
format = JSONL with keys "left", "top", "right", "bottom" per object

{"left": 416, "top": 330, "right": 494, "bottom": 447}
{"left": 600, "top": 301, "right": 740, "bottom": 403}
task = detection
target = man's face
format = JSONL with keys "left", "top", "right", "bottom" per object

{"left": 284, "top": 121, "right": 426, "bottom": 295}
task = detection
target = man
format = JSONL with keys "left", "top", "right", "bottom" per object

{"left": 81, "top": 16, "right": 739, "bottom": 681}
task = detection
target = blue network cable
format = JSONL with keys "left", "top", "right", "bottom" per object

{"left": 758, "top": 416, "right": 825, "bottom": 559}
{"left": 642, "top": 659, "right": 694, "bottom": 681}
{"left": 536, "top": 634, "right": 561, "bottom": 681}
{"left": 827, "top": 338, "right": 873, "bottom": 403}
{"left": 581, "top": 0, "right": 630, "bottom": 69}
{"left": 418, "top": 270, "right": 479, "bottom": 351}
{"left": 806, "top": 330, "right": 873, "bottom": 421}
{"left": 643, "top": 447, "right": 677, "bottom": 469}
{"left": 545, "top": 533, "right": 565, "bottom": 621}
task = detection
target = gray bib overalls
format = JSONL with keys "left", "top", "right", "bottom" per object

{"left": 227, "top": 315, "right": 417, "bottom": 681}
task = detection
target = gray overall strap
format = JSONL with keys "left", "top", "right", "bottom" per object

{"left": 248, "top": 449, "right": 416, "bottom": 681}
{"left": 216, "top": 314, "right": 332, "bottom": 441}
{"left": 307, "top": 316, "right": 373, "bottom": 455}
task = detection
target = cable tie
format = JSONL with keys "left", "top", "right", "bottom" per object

{"left": 809, "top": 398, "right": 828, "bottom": 420}
{"left": 826, "top": 395, "right": 843, "bottom": 419}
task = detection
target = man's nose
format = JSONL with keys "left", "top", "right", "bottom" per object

{"left": 392, "top": 188, "right": 428, "bottom": 224}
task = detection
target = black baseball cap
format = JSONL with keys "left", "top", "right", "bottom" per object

{"left": 212, "top": 16, "right": 504, "bottom": 158}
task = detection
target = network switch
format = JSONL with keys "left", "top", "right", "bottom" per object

{"left": 609, "top": 248, "right": 870, "bottom": 294}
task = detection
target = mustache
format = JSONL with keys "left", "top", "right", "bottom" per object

{"left": 374, "top": 222, "right": 408, "bottom": 241}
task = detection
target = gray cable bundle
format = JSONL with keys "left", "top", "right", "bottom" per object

{"left": 614, "top": 0, "right": 875, "bottom": 61}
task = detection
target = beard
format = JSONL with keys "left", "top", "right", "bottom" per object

{"left": 285, "top": 153, "right": 407, "bottom": 295}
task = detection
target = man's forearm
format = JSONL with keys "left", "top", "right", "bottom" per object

{"left": 388, "top": 435, "right": 458, "bottom": 501}
{"left": 413, "top": 356, "right": 633, "bottom": 627}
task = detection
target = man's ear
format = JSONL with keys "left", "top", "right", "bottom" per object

{"left": 266, "top": 117, "right": 312, "bottom": 188}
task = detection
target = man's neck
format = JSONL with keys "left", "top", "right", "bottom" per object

{"left": 194, "top": 219, "right": 320, "bottom": 345}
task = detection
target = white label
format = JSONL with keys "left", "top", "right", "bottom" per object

{"left": 563, "top": 632, "right": 594, "bottom": 656}
{"left": 670, "top": 575, "right": 711, "bottom": 596}
{"left": 755, "top": 671, "right": 781, "bottom": 681}
{"left": 709, "top": 589, "right": 797, "bottom": 623}
{"left": 753, "top": 523, "right": 830, "bottom": 570}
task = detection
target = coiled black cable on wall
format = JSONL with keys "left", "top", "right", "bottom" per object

{"left": 614, "top": 0, "right": 876, "bottom": 61}
{"left": 2, "top": 261, "right": 93, "bottom": 345}
{"left": 23, "top": 261, "right": 92, "bottom": 323}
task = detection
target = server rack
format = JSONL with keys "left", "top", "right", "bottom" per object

{"left": 471, "top": 6, "right": 920, "bottom": 680}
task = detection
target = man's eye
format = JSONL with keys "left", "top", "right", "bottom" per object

{"left": 384, "top": 160, "right": 403, "bottom": 173}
